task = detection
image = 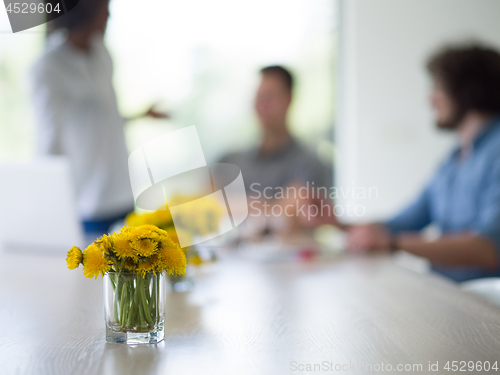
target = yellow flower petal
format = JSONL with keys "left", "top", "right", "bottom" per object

{"left": 158, "top": 238, "right": 187, "bottom": 276}
{"left": 82, "top": 243, "right": 112, "bottom": 279}
{"left": 136, "top": 255, "right": 160, "bottom": 278}
{"left": 113, "top": 236, "right": 137, "bottom": 259}
{"left": 132, "top": 238, "right": 158, "bottom": 258}
{"left": 66, "top": 246, "right": 83, "bottom": 270}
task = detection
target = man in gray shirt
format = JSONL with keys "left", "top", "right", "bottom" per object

{"left": 220, "top": 66, "right": 331, "bottom": 197}
{"left": 219, "top": 66, "right": 332, "bottom": 233}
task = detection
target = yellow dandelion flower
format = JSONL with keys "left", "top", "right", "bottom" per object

{"left": 132, "top": 238, "right": 158, "bottom": 258}
{"left": 113, "top": 236, "right": 137, "bottom": 259}
{"left": 149, "top": 254, "right": 163, "bottom": 272}
{"left": 123, "top": 258, "right": 138, "bottom": 273}
{"left": 144, "top": 224, "right": 168, "bottom": 236}
{"left": 128, "top": 224, "right": 163, "bottom": 240}
{"left": 158, "top": 238, "right": 187, "bottom": 276}
{"left": 66, "top": 246, "right": 83, "bottom": 270}
{"left": 148, "top": 225, "right": 168, "bottom": 236}
{"left": 82, "top": 243, "right": 112, "bottom": 279}
{"left": 120, "top": 226, "right": 133, "bottom": 234}
{"left": 94, "top": 234, "right": 114, "bottom": 254}
{"left": 136, "top": 257, "right": 157, "bottom": 278}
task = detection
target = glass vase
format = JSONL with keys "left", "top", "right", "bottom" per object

{"left": 104, "top": 272, "right": 165, "bottom": 344}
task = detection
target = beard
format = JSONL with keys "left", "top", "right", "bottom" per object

{"left": 435, "top": 108, "right": 466, "bottom": 131}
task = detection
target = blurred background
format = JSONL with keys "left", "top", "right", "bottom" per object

{"left": 2, "top": 0, "right": 500, "bottom": 223}
{"left": 0, "top": 0, "right": 336, "bottom": 165}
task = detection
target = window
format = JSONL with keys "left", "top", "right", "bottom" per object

{"left": 0, "top": 6, "right": 43, "bottom": 160}
{"left": 107, "top": 0, "right": 338, "bottom": 164}
{"left": 0, "top": 0, "right": 338, "bottom": 166}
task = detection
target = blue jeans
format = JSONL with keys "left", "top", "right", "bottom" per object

{"left": 82, "top": 207, "right": 133, "bottom": 241}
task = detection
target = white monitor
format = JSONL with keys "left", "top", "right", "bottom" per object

{"left": 0, "top": 157, "right": 84, "bottom": 254}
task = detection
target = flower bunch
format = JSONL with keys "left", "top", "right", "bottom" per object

{"left": 126, "top": 195, "right": 223, "bottom": 239}
{"left": 66, "top": 225, "right": 186, "bottom": 279}
{"left": 169, "top": 195, "right": 223, "bottom": 237}
{"left": 126, "top": 208, "right": 173, "bottom": 230}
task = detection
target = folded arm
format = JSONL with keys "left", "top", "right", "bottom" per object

{"left": 395, "top": 233, "right": 499, "bottom": 269}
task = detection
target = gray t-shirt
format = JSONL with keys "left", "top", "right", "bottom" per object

{"left": 219, "top": 139, "right": 332, "bottom": 195}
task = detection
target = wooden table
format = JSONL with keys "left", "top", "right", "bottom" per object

{"left": 1, "top": 250, "right": 499, "bottom": 375}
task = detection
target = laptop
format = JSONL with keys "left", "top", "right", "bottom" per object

{"left": 0, "top": 157, "right": 84, "bottom": 254}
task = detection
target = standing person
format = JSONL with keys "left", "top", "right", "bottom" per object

{"left": 347, "top": 43, "right": 500, "bottom": 281}
{"left": 29, "top": 0, "right": 166, "bottom": 240}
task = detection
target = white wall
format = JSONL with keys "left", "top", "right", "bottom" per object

{"left": 336, "top": 0, "right": 500, "bottom": 222}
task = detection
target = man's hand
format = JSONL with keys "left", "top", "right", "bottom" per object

{"left": 126, "top": 104, "right": 170, "bottom": 122}
{"left": 144, "top": 105, "right": 169, "bottom": 119}
{"left": 289, "top": 186, "right": 348, "bottom": 230}
{"left": 347, "top": 223, "right": 392, "bottom": 253}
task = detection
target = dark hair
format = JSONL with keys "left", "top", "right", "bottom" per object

{"left": 46, "top": 0, "right": 108, "bottom": 34}
{"left": 260, "top": 65, "right": 294, "bottom": 92}
{"left": 427, "top": 43, "right": 500, "bottom": 115}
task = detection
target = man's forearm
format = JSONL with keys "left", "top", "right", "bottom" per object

{"left": 395, "top": 233, "right": 499, "bottom": 269}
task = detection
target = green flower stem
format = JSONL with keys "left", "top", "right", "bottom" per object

{"left": 145, "top": 274, "right": 154, "bottom": 319}
{"left": 112, "top": 273, "right": 160, "bottom": 331}
{"left": 126, "top": 280, "right": 139, "bottom": 327}
{"left": 149, "top": 276, "right": 157, "bottom": 322}
{"left": 109, "top": 275, "right": 116, "bottom": 292}
{"left": 119, "top": 281, "right": 128, "bottom": 325}
{"left": 139, "top": 276, "right": 155, "bottom": 327}
{"left": 109, "top": 274, "right": 119, "bottom": 323}
{"left": 155, "top": 276, "right": 160, "bottom": 321}
{"left": 137, "top": 296, "right": 146, "bottom": 330}
{"left": 144, "top": 274, "right": 151, "bottom": 300}
{"left": 150, "top": 276, "right": 156, "bottom": 322}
